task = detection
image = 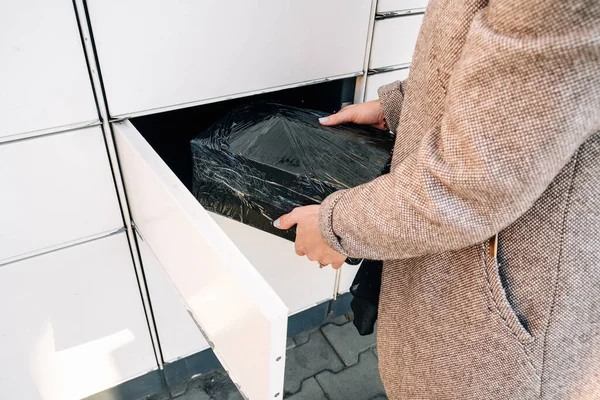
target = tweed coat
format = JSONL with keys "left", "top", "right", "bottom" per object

{"left": 318, "top": 0, "right": 600, "bottom": 398}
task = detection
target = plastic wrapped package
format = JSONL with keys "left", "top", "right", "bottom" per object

{"left": 190, "top": 103, "right": 394, "bottom": 245}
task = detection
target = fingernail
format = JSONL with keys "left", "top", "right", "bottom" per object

{"left": 273, "top": 218, "right": 281, "bottom": 228}
{"left": 318, "top": 117, "right": 329, "bottom": 123}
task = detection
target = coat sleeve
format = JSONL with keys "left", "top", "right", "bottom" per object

{"left": 318, "top": 1, "right": 600, "bottom": 261}
{"left": 378, "top": 80, "right": 408, "bottom": 133}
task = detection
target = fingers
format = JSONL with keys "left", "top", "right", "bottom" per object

{"left": 299, "top": 244, "right": 317, "bottom": 262}
{"left": 332, "top": 261, "right": 344, "bottom": 269}
{"left": 273, "top": 210, "right": 299, "bottom": 230}
{"left": 315, "top": 253, "right": 346, "bottom": 269}
{"left": 280, "top": 205, "right": 344, "bottom": 268}
{"left": 318, "top": 107, "right": 355, "bottom": 126}
{"left": 311, "top": 260, "right": 343, "bottom": 269}
{"left": 296, "top": 252, "right": 345, "bottom": 268}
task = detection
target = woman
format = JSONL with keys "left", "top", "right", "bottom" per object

{"left": 274, "top": 0, "right": 600, "bottom": 398}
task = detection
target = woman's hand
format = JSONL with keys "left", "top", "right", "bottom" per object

{"left": 272, "top": 102, "right": 384, "bottom": 268}
{"left": 319, "top": 100, "right": 387, "bottom": 131}
{"left": 274, "top": 205, "right": 346, "bottom": 269}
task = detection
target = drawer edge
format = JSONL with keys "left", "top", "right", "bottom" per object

{"left": 109, "top": 71, "right": 363, "bottom": 122}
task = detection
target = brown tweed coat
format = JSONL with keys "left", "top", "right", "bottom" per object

{"left": 318, "top": 0, "right": 600, "bottom": 398}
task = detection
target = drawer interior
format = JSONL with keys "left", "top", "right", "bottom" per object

{"left": 129, "top": 79, "right": 358, "bottom": 314}
{"left": 131, "top": 79, "right": 354, "bottom": 192}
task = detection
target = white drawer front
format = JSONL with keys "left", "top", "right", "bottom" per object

{"left": 133, "top": 159, "right": 340, "bottom": 366}
{"left": 338, "top": 263, "right": 360, "bottom": 295}
{"left": 211, "top": 213, "right": 339, "bottom": 315}
{"left": 364, "top": 69, "right": 410, "bottom": 101}
{"left": 142, "top": 207, "right": 335, "bottom": 365}
{"left": 369, "top": 14, "right": 424, "bottom": 70}
{"left": 113, "top": 120, "right": 288, "bottom": 400}
{"left": 377, "top": 0, "right": 428, "bottom": 13}
{"left": 0, "top": 233, "right": 156, "bottom": 400}
{"left": 86, "top": 0, "right": 372, "bottom": 117}
{"left": 0, "top": 126, "right": 123, "bottom": 263}
{"left": 137, "top": 232, "right": 210, "bottom": 363}
{"left": 140, "top": 210, "right": 338, "bottom": 360}
{"left": 0, "top": 0, "right": 97, "bottom": 139}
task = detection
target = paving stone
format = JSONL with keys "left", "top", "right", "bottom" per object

{"left": 315, "top": 351, "right": 386, "bottom": 400}
{"left": 284, "top": 378, "right": 327, "bottom": 400}
{"left": 287, "top": 337, "right": 296, "bottom": 350}
{"left": 329, "top": 292, "right": 354, "bottom": 319}
{"left": 284, "top": 330, "right": 345, "bottom": 395}
{"left": 203, "top": 374, "right": 240, "bottom": 400}
{"left": 321, "top": 321, "right": 377, "bottom": 366}
{"left": 288, "top": 301, "right": 329, "bottom": 337}
{"left": 293, "top": 330, "right": 310, "bottom": 346}
{"left": 227, "top": 391, "right": 244, "bottom": 400}
{"left": 173, "top": 384, "right": 210, "bottom": 400}
{"left": 175, "top": 371, "right": 241, "bottom": 400}
{"left": 149, "top": 389, "right": 172, "bottom": 400}
{"left": 328, "top": 313, "right": 352, "bottom": 326}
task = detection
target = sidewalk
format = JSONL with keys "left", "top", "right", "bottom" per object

{"left": 167, "top": 315, "right": 386, "bottom": 400}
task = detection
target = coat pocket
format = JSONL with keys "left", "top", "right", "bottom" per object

{"left": 481, "top": 239, "right": 534, "bottom": 344}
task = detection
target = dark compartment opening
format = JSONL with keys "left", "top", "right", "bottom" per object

{"left": 130, "top": 78, "right": 356, "bottom": 190}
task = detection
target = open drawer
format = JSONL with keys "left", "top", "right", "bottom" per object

{"left": 111, "top": 85, "right": 358, "bottom": 398}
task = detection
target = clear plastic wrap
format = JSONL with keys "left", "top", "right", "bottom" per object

{"left": 190, "top": 102, "right": 394, "bottom": 245}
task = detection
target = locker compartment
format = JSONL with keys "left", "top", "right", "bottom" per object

{"left": 85, "top": 0, "right": 371, "bottom": 118}
{"left": 0, "top": 126, "right": 123, "bottom": 264}
{"left": 0, "top": 0, "right": 97, "bottom": 140}
{"left": 127, "top": 80, "right": 360, "bottom": 316}
{"left": 377, "top": 0, "right": 428, "bottom": 14}
{"left": 113, "top": 80, "right": 364, "bottom": 399}
{"left": 0, "top": 233, "right": 156, "bottom": 400}
{"left": 369, "top": 14, "right": 424, "bottom": 70}
{"left": 364, "top": 68, "right": 410, "bottom": 102}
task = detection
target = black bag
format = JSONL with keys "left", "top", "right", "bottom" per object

{"left": 349, "top": 260, "right": 383, "bottom": 335}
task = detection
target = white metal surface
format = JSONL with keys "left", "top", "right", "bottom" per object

{"left": 337, "top": 263, "right": 361, "bottom": 295}
{"left": 72, "top": 0, "right": 165, "bottom": 368}
{"left": 369, "top": 14, "right": 424, "bottom": 70}
{"left": 137, "top": 232, "right": 210, "bottom": 363}
{"left": 364, "top": 68, "right": 410, "bottom": 101}
{"left": 333, "top": 269, "right": 341, "bottom": 300}
{"left": 0, "top": 233, "right": 157, "bottom": 400}
{"left": 86, "top": 0, "right": 372, "bottom": 118}
{"left": 353, "top": 0, "right": 381, "bottom": 105}
{"left": 113, "top": 120, "right": 288, "bottom": 399}
{"left": 377, "top": 0, "right": 428, "bottom": 13}
{"left": 137, "top": 203, "right": 344, "bottom": 365}
{"left": 138, "top": 203, "right": 344, "bottom": 363}
{"left": 0, "top": 126, "right": 123, "bottom": 264}
{"left": 211, "top": 213, "right": 338, "bottom": 315}
{"left": 0, "top": 0, "right": 97, "bottom": 139}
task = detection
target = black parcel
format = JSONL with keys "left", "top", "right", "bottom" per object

{"left": 190, "top": 103, "right": 394, "bottom": 242}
